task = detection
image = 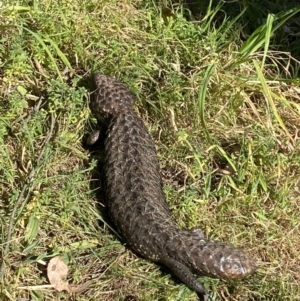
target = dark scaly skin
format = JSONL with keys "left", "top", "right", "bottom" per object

{"left": 90, "top": 73, "right": 256, "bottom": 297}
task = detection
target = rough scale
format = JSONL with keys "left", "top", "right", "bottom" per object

{"left": 89, "top": 73, "right": 256, "bottom": 298}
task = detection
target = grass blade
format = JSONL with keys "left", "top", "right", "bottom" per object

{"left": 254, "top": 60, "right": 292, "bottom": 141}
{"left": 22, "top": 27, "right": 64, "bottom": 81}
{"left": 45, "top": 35, "right": 73, "bottom": 72}
{"left": 197, "top": 64, "right": 215, "bottom": 143}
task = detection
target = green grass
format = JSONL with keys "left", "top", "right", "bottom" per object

{"left": 1, "top": 0, "right": 300, "bottom": 300}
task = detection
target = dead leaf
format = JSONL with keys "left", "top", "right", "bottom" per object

{"left": 47, "top": 256, "right": 70, "bottom": 292}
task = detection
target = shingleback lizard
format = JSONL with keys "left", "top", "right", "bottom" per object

{"left": 89, "top": 73, "right": 256, "bottom": 299}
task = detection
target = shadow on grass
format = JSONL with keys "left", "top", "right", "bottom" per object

{"left": 166, "top": 0, "right": 300, "bottom": 60}
{"left": 75, "top": 74, "right": 111, "bottom": 232}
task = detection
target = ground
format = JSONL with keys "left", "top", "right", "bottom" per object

{"left": 0, "top": 0, "right": 300, "bottom": 300}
